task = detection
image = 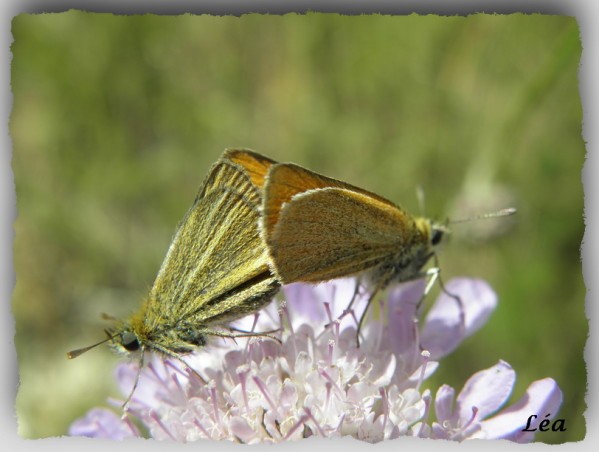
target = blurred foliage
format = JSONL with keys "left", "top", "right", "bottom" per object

{"left": 11, "top": 12, "right": 584, "bottom": 442}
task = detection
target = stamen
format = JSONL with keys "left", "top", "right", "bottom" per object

{"left": 283, "top": 414, "right": 308, "bottom": 440}
{"left": 318, "top": 369, "right": 343, "bottom": 399}
{"left": 192, "top": 418, "right": 212, "bottom": 440}
{"left": 323, "top": 302, "right": 333, "bottom": 325}
{"left": 303, "top": 407, "right": 326, "bottom": 437}
{"left": 122, "top": 414, "right": 139, "bottom": 436}
{"left": 334, "top": 413, "right": 346, "bottom": 433}
{"left": 327, "top": 339, "right": 335, "bottom": 365}
{"left": 381, "top": 388, "right": 389, "bottom": 422}
{"left": 170, "top": 373, "right": 186, "bottom": 401}
{"left": 236, "top": 364, "right": 250, "bottom": 412}
{"left": 416, "top": 392, "right": 432, "bottom": 438}
{"left": 149, "top": 410, "right": 177, "bottom": 441}
{"left": 416, "top": 350, "right": 431, "bottom": 391}
{"left": 208, "top": 381, "right": 220, "bottom": 424}
{"left": 252, "top": 376, "right": 277, "bottom": 412}
{"left": 461, "top": 406, "right": 479, "bottom": 432}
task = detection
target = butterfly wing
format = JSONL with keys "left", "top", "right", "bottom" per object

{"left": 263, "top": 163, "right": 399, "bottom": 239}
{"left": 263, "top": 163, "right": 426, "bottom": 283}
{"left": 145, "top": 150, "right": 280, "bottom": 330}
{"left": 225, "top": 148, "right": 276, "bottom": 190}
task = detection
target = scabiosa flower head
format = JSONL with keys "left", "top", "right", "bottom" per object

{"left": 69, "top": 277, "right": 562, "bottom": 443}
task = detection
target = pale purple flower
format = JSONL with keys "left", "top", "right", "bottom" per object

{"left": 69, "top": 408, "right": 139, "bottom": 439}
{"left": 428, "top": 360, "right": 563, "bottom": 442}
{"left": 69, "top": 277, "right": 562, "bottom": 443}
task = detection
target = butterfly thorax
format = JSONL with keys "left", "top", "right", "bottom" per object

{"left": 368, "top": 216, "right": 444, "bottom": 288}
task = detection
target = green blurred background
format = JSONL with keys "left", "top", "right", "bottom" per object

{"left": 11, "top": 12, "right": 585, "bottom": 442}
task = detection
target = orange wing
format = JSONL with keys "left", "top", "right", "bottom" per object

{"left": 263, "top": 163, "right": 397, "bottom": 239}
{"left": 224, "top": 148, "right": 277, "bottom": 190}
{"left": 263, "top": 164, "right": 423, "bottom": 283}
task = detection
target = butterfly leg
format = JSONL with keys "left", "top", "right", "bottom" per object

{"left": 206, "top": 328, "right": 282, "bottom": 345}
{"left": 411, "top": 265, "right": 465, "bottom": 339}
{"left": 436, "top": 277, "right": 465, "bottom": 335}
{"left": 323, "top": 277, "right": 363, "bottom": 331}
{"left": 344, "top": 277, "right": 363, "bottom": 313}
{"left": 355, "top": 282, "right": 385, "bottom": 348}
{"left": 227, "top": 324, "right": 282, "bottom": 335}
{"left": 412, "top": 267, "right": 440, "bottom": 316}
{"left": 122, "top": 348, "right": 145, "bottom": 413}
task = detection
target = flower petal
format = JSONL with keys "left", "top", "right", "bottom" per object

{"left": 283, "top": 283, "right": 323, "bottom": 323}
{"left": 456, "top": 360, "right": 515, "bottom": 421}
{"left": 229, "top": 416, "right": 256, "bottom": 443}
{"left": 386, "top": 280, "right": 424, "bottom": 358}
{"left": 421, "top": 278, "right": 497, "bottom": 358}
{"left": 434, "top": 384, "right": 456, "bottom": 422}
{"left": 69, "top": 408, "right": 138, "bottom": 439}
{"left": 473, "top": 378, "right": 563, "bottom": 441}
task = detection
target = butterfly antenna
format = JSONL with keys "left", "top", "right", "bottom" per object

{"left": 416, "top": 185, "right": 426, "bottom": 216}
{"left": 66, "top": 333, "right": 116, "bottom": 359}
{"left": 449, "top": 207, "right": 517, "bottom": 225}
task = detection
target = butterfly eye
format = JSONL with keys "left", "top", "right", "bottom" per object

{"left": 431, "top": 228, "right": 444, "bottom": 246}
{"left": 121, "top": 332, "right": 140, "bottom": 351}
